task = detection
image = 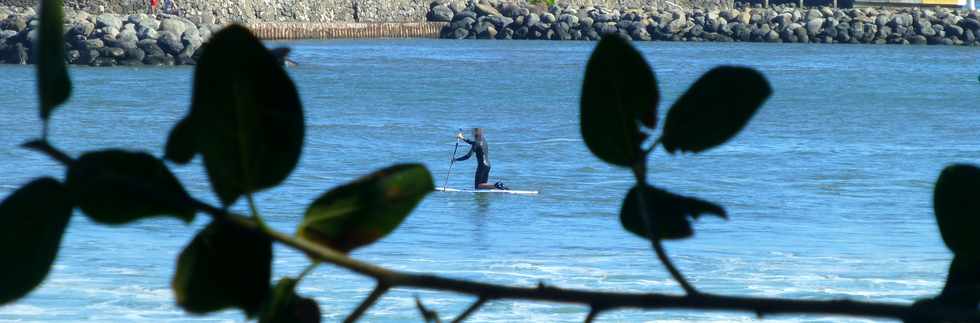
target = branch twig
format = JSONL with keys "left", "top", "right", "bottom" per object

{"left": 584, "top": 306, "right": 601, "bottom": 323}
{"left": 651, "top": 239, "right": 698, "bottom": 295}
{"left": 195, "top": 202, "right": 980, "bottom": 322}
{"left": 22, "top": 139, "right": 73, "bottom": 165}
{"left": 344, "top": 283, "right": 390, "bottom": 323}
{"left": 631, "top": 161, "right": 699, "bottom": 295}
{"left": 27, "top": 141, "right": 980, "bottom": 322}
{"left": 451, "top": 297, "right": 487, "bottom": 323}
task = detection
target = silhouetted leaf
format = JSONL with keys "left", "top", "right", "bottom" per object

{"left": 166, "top": 24, "right": 304, "bottom": 206}
{"left": 66, "top": 150, "right": 195, "bottom": 224}
{"left": 620, "top": 184, "right": 726, "bottom": 240}
{"left": 172, "top": 219, "right": 272, "bottom": 317}
{"left": 660, "top": 66, "right": 770, "bottom": 154}
{"left": 164, "top": 118, "right": 197, "bottom": 164}
{"left": 36, "top": 0, "right": 71, "bottom": 121}
{"left": 934, "top": 164, "right": 980, "bottom": 257}
{"left": 298, "top": 164, "right": 434, "bottom": 253}
{"left": 415, "top": 296, "right": 442, "bottom": 323}
{"left": 0, "top": 178, "right": 73, "bottom": 305}
{"left": 259, "top": 278, "right": 321, "bottom": 323}
{"left": 936, "top": 255, "right": 980, "bottom": 308}
{"left": 580, "top": 35, "right": 658, "bottom": 167}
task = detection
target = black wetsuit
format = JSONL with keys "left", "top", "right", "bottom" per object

{"left": 454, "top": 137, "right": 491, "bottom": 189}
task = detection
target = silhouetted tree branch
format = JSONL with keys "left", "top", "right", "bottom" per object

{"left": 21, "top": 139, "right": 980, "bottom": 322}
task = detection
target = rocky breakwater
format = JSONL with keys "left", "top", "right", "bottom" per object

{"left": 0, "top": 6, "right": 221, "bottom": 65}
{"left": 430, "top": 1, "right": 980, "bottom": 45}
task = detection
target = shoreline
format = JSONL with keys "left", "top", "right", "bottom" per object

{"left": 431, "top": 2, "right": 980, "bottom": 45}
{"left": 1, "top": 2, "right": 978, "bottom": 66}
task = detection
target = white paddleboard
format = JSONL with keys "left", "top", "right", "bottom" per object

{"left": 436, "top": 187, "right": 539, "bottom": 195}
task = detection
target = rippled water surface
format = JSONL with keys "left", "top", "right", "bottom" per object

{"left": 0, "top": 39, "right": 978, "bottom": 322}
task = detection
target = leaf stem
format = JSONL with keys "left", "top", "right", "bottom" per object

{"left": 451, "top": 297, "right": 487, "bottom": 323}
{"left": 344, "top": 283, "right": 390, "bottom": 323}
{"left": 631, "top": 161, "right": 698, "bottom": 295}
{"left": 245, "top": 192, "right": 270, "bottom": 232}
{"left": 584, "top": 306, "right": 601, "bottom": 323}
{"left": 21, "top": 139, "right": 73, "bottom": 165}
{"left": 652, "top": 239, "right": 698, "bottom": 295}
{"left": 297, "top": 261, "right": 320, "bottom": 281}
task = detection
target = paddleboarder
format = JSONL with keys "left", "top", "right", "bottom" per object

{"left": 453, "top": 128, "right": 508, "bottom": 190}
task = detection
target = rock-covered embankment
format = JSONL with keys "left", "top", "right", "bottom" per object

{"left": 0, "top": 6, "right": 221, "bottom": 65}
{"left": 430, "top": 1, "right": 980, "bottom": 45}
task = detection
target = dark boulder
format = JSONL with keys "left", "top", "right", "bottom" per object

{"left": 1, "top": 15, "right": 28, "bottom": 32}
{"left": 176, "top": 53, "right": 195, "bottom": 65}
{"left": 90, "top": 56, "right": 116, "bottom": 67}
{"left": 453, "top": 10, "right": 477, "bottom": 22}
{"left": 961, "top": 18, "right": 980, "bottom": 32}
{"left": 908, "top": 34, "right": 927, "bottom": 44}
{"left": 124, "top": 47, "right": 145, "bottom": 61}
{"left": 143, "top": 54, "right": 174, "bottom": 66}
{"left": 427, "top": 5, "right": 454, "bottom": 22}
{"left": 79, "top": 49, "right": 99, "bottom": 65}
{"left": 65, "top": 49, "right": 81, "bottom": 64}
{"left": 158, "top": 31, "right": 184, "bottom": 55}
{"left": 98, "top": 46, "right": 125, "bottom": 58}
{"left": 138, "top": 40, "right": 166, "bottom": 57}
{"left": 452, "top": 27, "right": 468, "bottom": 39}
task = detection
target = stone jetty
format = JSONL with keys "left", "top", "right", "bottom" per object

{"left": 429, "top": 1, "right": 980, "bottom": 45}
{"left": 0, "top": 6, "right": 219, "bottom": 65}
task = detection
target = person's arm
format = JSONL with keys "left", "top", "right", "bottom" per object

{"left": 456, "top": 132, "right": 476, "bottom": 145}
{"left": 454, "top": 146, "right": 474, "bottom": 162}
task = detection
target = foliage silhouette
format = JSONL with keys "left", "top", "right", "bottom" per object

{"left": 580, "top": 35, "right": 657, "bottom": 167}
{"left": 165, "top": 25, "right": 304, "bottom": 206}
{"left": 260, "top": 278, "right": 321, "bottom": 323}
{"left": 0, "top": 178, "right": 72, "bottom": 305}
{"left": 620, "top": 184, "right": 727, "bottom": 240}
{"left": 0, "top": 4, "right": 977, "bottom": 322}
{"left": 67, "top": 149, "right": 195, "bottom": 224}
{"left": 933, "top": 164, "right": 980, "bottom": 257}
{"left": 36, "top": 0, "right": 70, "bottom": 128}
{"left": 172, "top": 219, "right": 273, "bottom": 317}
{"left": 298, "top": 164, "right": 434, "bottom": 253}
{"left": 660, "top": 66, "right": 771, "bottom": 154}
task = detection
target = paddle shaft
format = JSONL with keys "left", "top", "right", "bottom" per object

{"left": 443, "top": 137, "right": 461, "bottom": 189}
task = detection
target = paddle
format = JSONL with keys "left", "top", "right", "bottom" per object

{"left": 443, "top": 129, "right": 462, "bottom": 189}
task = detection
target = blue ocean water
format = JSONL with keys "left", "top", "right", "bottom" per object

{"left": 0, "top": 39, "right": 978, "bottom": 322}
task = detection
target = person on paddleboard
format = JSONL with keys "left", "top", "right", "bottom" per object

{"left": 454, "top": 128, "right": 508, "bottom": 190}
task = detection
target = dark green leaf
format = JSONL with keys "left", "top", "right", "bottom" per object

{"left": 298, "top": 164, "right": 434, "bottom": 253}
{"left": 935, "top": 255, "right": 980, "bottom": 308}
{"left": 259, "top": 278, "right": 321, "bottom": 323}
{"left": 66, "top": 150, "right": 195, "bottom": 224}
{"left": 934, "top": 164, "right": 980, "bottom": 257}
{"left": 660, "top": 66, "right": 771, "bottom": 154}
{"left": 580, "top": 35, "right": 658, "bottom": 167}
{"left": 620, "top": 184, "right": 726, "bottom": 240}
{"left": 36, "top": 0, "right": 71, "bottom": 120}
{"left": 172, "top": 219, "right": 272, "bottom": 317}
{"left": 0, "top": 178, "right": 74, "bottom": 305}
{"left": 164, "top": 117, "right": 198, "bottom": 164}
{"left": 167, "top": 24, "right": 304, "bottom": 206}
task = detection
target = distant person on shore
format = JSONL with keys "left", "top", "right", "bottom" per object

{"left": 162, "top": 0, "right": 182, "bottom": 16}
{"left": 148, "top": 0, "right": 158, "bottom": 14}
{"left": 454, "top": 128, "right": 508, "bottom": 190}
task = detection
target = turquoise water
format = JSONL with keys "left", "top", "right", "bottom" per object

{"left": 0, "top": 39, "right": 978, "bottom": 322}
